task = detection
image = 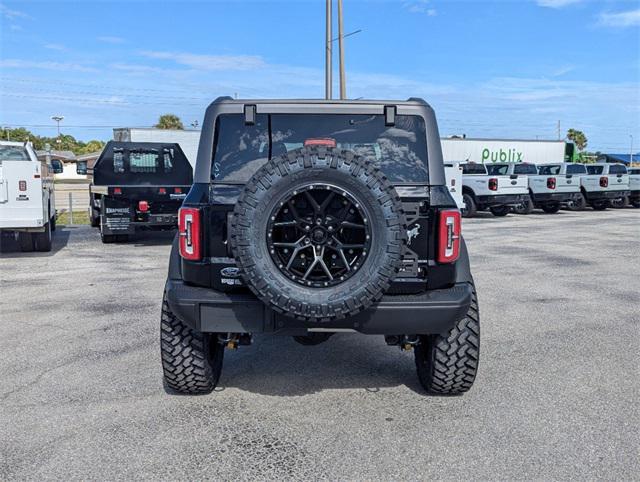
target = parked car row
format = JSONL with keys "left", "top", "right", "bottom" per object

{"left": 452, "top": 161, "right": 638, "bottom": 218}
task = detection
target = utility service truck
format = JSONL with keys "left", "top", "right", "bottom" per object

{"left": 89, "top": 141, "right": 193, "bottom": 243}
{"left": 0, "top": 141, "right": 56, "bottom": 252}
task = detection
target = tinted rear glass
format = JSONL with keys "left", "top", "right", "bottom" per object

{"left": 608, "top": 164, "right": 627, "bottom": 174}
{"left": 587, "top": 165, "right": 604, "bottom": 175}
{"left": 513, "top": 164, "right": 538, "bottom": 175}
{"left": 629, "top": 169, "right": 640, "bottom": 175}
{"left": 212, "top": 113, "right": 428, "bottom": 183}
{"left": 461, "top": 163, "right": 487, "bottom": 175}
{"left": 538, "top": 165, "right": 561, "bottom": 175}
{"left": 486, "top": 164, "right": 509, "bottom": 176}
{"left": 0, "top": 145, "right": 30, "bottom": 162}
{"left": 566, "top": 164, "right": 586, "bottom": 175}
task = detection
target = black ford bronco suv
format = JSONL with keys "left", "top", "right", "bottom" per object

{"left": 161, "top": 98, "right": 480, "bottom": 395}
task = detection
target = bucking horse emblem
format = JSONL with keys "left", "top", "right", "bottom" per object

{"left": 407, "top": 223, "right": 421, "bottom": 246}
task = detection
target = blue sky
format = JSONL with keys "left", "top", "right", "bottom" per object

{"left": 1, "top": 0, "right": 638, "bottom": 152}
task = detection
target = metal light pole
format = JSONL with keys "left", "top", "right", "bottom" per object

{"left": 51, "top": 115, "right": 64, "bottom": 146}
{"left": 337, "top": 0, "right": 346, "bottom": 100}
{"left": 325, "top": 0, "right": 332, "bottom": 99}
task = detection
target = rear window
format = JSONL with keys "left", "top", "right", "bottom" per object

{"left": 0, "top": 145, "right": 30, "bottom": 163}
{"left": 486, "top": 164, "right": 509, "bottom": 176}
{"left": 513, "top": 163, "right": 538, "bottom": 175}
{"left": 212, "top": 113, "right": 428, "bottom": 183}
{"left": 629, "top": 169, "right": 640, "bottom": 175}
{"left": 538, "top": 165, "right": 561, "bottom": 175}
{"left": 608, "top": 164, "right": 627, "bottom": 175}
{"left": 113, "top": 149, "right": 173, "bottom": 174}
{"left": 566, "top": 164, "right": 586, "bottom": 175}
{"left": 461, "top": 163, "right": 487, "bottom": 175}
{"left": 587, "top": 165, "right": 604, "bottom": 175}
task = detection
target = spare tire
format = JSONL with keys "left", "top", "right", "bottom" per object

{"left": 230, "top": 146, "right": 407, "bottom": 321}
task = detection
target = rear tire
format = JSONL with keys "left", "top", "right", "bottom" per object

{"left": 632, "top": 198, "right": 640, "bottom": 208}
{"left": 461, "top": 193, "right": 477, "bottom": 218}
{"left": 489, "top": 205, "right": 510, "bottom": 217}
{"left": 415, "top": 281, "right": 480, "bottom": 395}
{"left": 90, "top": 209, "right": 100, "bottom": 227}
{"left": 161, "top": 295, "right": 224, "bottom": 394}
{"left": 512, "top": 196, "right": 533, "bottom": 215}
{"left": 18, "top": 232, "right": 34, "bottom": 252}
{"left": 541, "top": 203, "right": 560, "bottom": 214}
{"left": 34, "top": 221, "right": 52, "bottom": 252}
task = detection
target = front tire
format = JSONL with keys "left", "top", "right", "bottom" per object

{"left": 160, "top": 295, "right": 224, "bottom": 394}
{"left": 568, "top": 194, "right": 587, "bottom": 211}
{"left": 512, "top": 196, "right": 533, "bottom": 215}
{"left": 489, "top": 205, "right": 510, "bottom": 217}
{"left": 461, "top": 193, "right": 477, "bottom": 218}
{"left": 632, "top": 198, "right": 640, "bottom": 208}
{"left": 415, "top": 281, "right": 480, "bottom": 395}
{"left": 591, "top": 201, "right": 608, "bottom": 211}
{"left": 610, "top": 196, "right": 628, "bottom": 209}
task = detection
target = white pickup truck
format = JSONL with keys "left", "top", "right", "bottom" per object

{"left": 444, "top": 162, "right": 464, "bottom": 210}
{"left": 490, "top": 162, "right": 582, "bottom": 214}
{"left": 582, "top": 163, "right": 630, "bottom": 210}
{"left": 628, "top": 167, "right": 640, "bottom": 208}
{"left": 0, "top": 141, "right": 56, "bottom": 252}
{"left": 461, "top": 162, "right": 528, "bottom": 217}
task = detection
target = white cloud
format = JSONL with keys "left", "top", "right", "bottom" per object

{"left": 551, "top": 65, "right": 575, "bottom": 77}
{"left": 536, "top": 0, "right": 583, "bottom": 8}
{"left": 97, "top": 36, "right": 125, "bottom": 44}
{"left": 0, "top": 3, "right": 31, "bottom": 20}
{"left": 44, "top": 43, "right": 66, "bottom": 51}
{"left": 598, "top": 9, "right": 640, "bottom": 27}
{"left": 139, "top": 50, "right": 266, "bottom": 71}
{"left": 0, "top": 59, "right": 98, "bottom": 73}
{"left": 404, "top": 0, "right": 436, "bottom": 15}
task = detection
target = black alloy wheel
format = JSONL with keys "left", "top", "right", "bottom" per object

{"left": 267, "top": 184, "right": 372, "bottom": 288}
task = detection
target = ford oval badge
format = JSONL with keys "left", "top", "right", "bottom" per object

{"left": 221, "top": 267, "right": 241, "bottom": 278}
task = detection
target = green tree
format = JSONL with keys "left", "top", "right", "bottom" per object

{"left": 78, "top": 140, "right": 105, "bottom": 154}
{"left": 566, "top": 129, "right": 588, "bottom": 151}
{"left": 155, "top": 114, "right": 184, "bottom": 130}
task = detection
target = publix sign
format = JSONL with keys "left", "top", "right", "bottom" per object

{"left": 481, "top": 148, "right": 523, "bottom": 163}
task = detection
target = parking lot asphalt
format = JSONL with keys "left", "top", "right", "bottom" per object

{"left": 1, "top": 209, "right": 638, "bottom": 480}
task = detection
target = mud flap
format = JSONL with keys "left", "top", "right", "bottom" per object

{"left": 100, "top": 196, "right": 134, "bottom": 235}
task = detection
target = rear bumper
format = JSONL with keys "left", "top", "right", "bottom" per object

{"left": 100, "top": 213, "right": 178, "bottom": 234}
{"left": 532, "top": 192, "right": 581, "bottom": 204}
{"left": 165, "top": 279, "right": 473, "bottom": 336}
{"left": 476, "top": 193, "right": 527, "bottom": 207}
{"left": 584, "top": 190, "right": 630, "bottom": 201}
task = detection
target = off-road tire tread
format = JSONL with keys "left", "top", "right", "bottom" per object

{"left": 160, "top": 297, "right": 223, "bottom": 394}
{"left": 415, "top": 282, "right": 480, "bottom": 395}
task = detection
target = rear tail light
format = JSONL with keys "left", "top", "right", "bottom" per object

{"left": 179, "top": 208, "right": 202, "bottom": 260}
{"left": 159, "top": 187, "right": 167, "bottom": 194}
{"left": 113, "top": 187, "right": 122, "bottom": 195}
{"left": 138, "top": 200, "right": 149, "bottom": 212}
{"left": 437, "top": 209, "right": 461, "bottom": 263}
{"left": 547, "top": 177, "right": 556, "bottom": 189}
{"left": 600, "top": 176, "right": 608, "bottom": 188}
{"left": 18, "top": 180, "right": 27, "bottom": 191}
{"left": 174, "top": 187, "right": 182, "bottom": 194}
{"left": 488, "top": 178, "right": 498, "bottom": 191}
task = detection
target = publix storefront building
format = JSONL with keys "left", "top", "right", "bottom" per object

{"left": 440, "top": 138, "right": 575, "bottom": 165}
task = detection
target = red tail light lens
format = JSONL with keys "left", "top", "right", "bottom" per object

{"left": 600, "top": 176, "right": 608, "bottom": 188}
{"left": 138, "top": 200, "right": 149, "bottom": 212}
{"left": 113, "top": 187, "right": 122, "bottom": 195}
{"left": 437, "top": 209, "right": 461, "bottom": 263}
{"left": 174, "top": 187, "right": 182, "bottom": 194}
{"left": 547, "top": 177, "right": 556, "bottom": 189}
{"left": 488, "top": 178, "right": 498, "bottom": 191}
{"left": 179, "top": 208, "right": 202, "bottom": 260}
{"left": 159, "top": 187, "right": 167, "bottom": 194}
{"left": 18, "top": 180, "right": 27, "bottom": 191}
